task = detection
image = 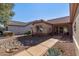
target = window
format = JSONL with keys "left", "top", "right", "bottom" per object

{"left": 74, "top": 22, "right": 76, "bottom": 33}
{"left": 36, "top": 25, "right": 43, "bottom": 32}
{"left": 59, "top": 27, "right": 63, "bottom": 33}
{"left": 64, "top": 27, "right": 68, "bottom": 33}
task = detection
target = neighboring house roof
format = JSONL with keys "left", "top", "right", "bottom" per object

{"left": 32, "top": 19, "right": 52, "bottom": 25}
{"left": 26, "top": 19, "right": 52, "bottom": 26}
{"left": 47, "top": 16, "right": 70, "bottom": 24}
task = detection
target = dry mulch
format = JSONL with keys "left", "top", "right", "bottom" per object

{"left": 0, "top": 35, "right": 76, "bottom": 56}
{"left": 52, "top": 40, "right": 76, "bottom": 56}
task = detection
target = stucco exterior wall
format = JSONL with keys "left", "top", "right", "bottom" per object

{"left": 73, "top": 6, "right": 79, "bottom": 55}
{"left": 32, "top": 22, "right": 52, "bottom": 35}
{"left": 8, "top": 26, "right": 25, "bottom": 34}
{"left": 8, "top": 24, "right": 32, "bottom": 34}
{"left": 24, "top": 24, "right": 32, "bottom": 32}
{"left": 8, "top": 22, "right": 52, "bottom": 35}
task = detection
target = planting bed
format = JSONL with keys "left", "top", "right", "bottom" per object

{"left": 0, "top": 35, "right": 51, "bottom": 56}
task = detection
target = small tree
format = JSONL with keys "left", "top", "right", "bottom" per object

{"left": 0, "top": 3, "right": 15, "bottom": 30}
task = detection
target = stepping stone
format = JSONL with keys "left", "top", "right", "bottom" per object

{"left": 14, "top": 38, "right": 58, "bottom": 56}
{"left": 14, "top": 50, "right": 31, "bottom": 56}
{"left": 26, "top": 45, "right": 48, "bottom": 56}
{"left": 40, "top": 38, "right": 58, "bottom": 48}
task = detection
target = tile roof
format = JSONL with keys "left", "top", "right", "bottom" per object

{"left": 47, "top": 16, "right": 70, "bottom": 24}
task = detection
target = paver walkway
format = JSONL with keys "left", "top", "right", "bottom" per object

{"left": 14, "top": 38, "right": 58, "bottom": 56}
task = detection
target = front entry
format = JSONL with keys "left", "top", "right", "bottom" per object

{"left": 54, "top": 26, "right": 69, "bottom": 36}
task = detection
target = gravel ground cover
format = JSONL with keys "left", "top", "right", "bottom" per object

{"left": 0, "top": 35, "right": 51, "bottom": 56}
{"left": 0, "top": 35, "right": 76, "bottom": 56}
{"left": 46, "top": 41, "right": 76, "bottom": 56}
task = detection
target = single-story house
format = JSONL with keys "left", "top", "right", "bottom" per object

{"left": 48, "top": 16, "right": 72, "bottom": 37}
{"left": 27, "top": 20, "right": 53, "bottom": 35}
{"left": 7, "top": 16, "right": 71, "bottom": 37}
{"left": 8, "top": 20, "right": 53, "bottom": 35}
{"left": 8, "top": 21, "right": 31, "bottom": 34}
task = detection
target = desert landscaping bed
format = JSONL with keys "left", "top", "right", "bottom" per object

{"left": 45, "top": 40, "right": 76, "bottom": 56}
{"left": 0, "top": 35, "right": 52, "bottom": 56}
{"left": 0, "top": 37, "right": 29, "bottom": 56}
{"left": 43, "top": 35, "right": 76, "bottom": 56}
{"left": 0, "top": 35, "right": 76, "bottom": 56}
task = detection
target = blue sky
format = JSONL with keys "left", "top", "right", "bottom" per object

{"left": 12, "top": 3, "right": 69, "bottom": 22}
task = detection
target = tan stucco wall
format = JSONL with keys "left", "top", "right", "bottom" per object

{"left": 24, "top": 24, "right": 32, "bottom": 33}
{"left": 8, "top": 26, "right": 25, "bottom": 34}
{"left": 8, "top": 24, "right": 32, "bottom": 34}
{"left": 8, "top": 22, "right": 52, "bottom": 35}
{"left": 32, "top": 22, "right": 52, "bottom": 35}
{"left": 73, "top": 6, "right": 79, "bottom": 55}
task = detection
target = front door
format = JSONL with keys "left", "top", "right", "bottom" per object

{"left": 54, "top": 26, "right": 64, "bottom": 35}
{"left": 59, "top": 27, "right": 63, "bottom": 35}
{"left": 54, "top": 26, "right": 58, "bottom": 35}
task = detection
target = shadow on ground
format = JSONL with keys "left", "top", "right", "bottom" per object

{"left": 16, "top": 35, "right": 73, "bottom": 46}
{"left": 17, "top": 35, "right": 53, "bottom": 46}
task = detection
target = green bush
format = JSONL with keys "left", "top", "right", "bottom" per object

{"left": 24, "top": 31, "right": 31, "bottom": 35}
{"left": 47, "top": 48, "right": 62, "bottom": 56}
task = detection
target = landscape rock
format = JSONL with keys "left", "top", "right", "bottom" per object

{"left": 0, "top": 38, "right": 23, "bottom": 51}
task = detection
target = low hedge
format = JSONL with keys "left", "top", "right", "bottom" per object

{"left": 24, "top": 31, "right": 31, "bottom": 35}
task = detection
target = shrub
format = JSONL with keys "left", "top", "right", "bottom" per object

{"left": 47, "top": 48, "right": 62, "bottom": 56}
{"left": 3, "top": 31, "right": 14, "bottom": 37}
{"left": 24, "top": 31, "right": 31, "bottom": 35}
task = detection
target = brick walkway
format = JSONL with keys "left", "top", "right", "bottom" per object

{"left": 14, "top": 38, "right": 58, "bottom": 56}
